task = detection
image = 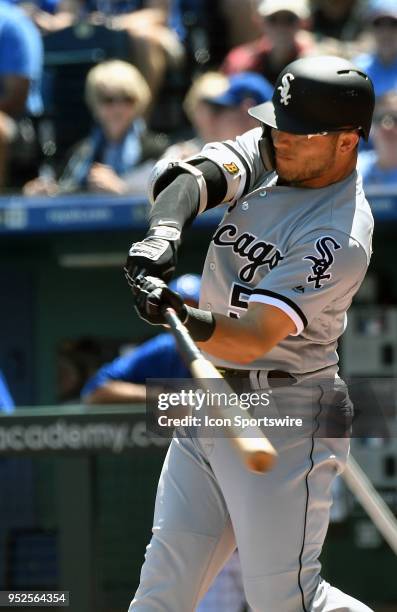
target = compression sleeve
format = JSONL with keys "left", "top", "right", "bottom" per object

{"left": 149, "top": 159, "right": 227, "bottom": 233}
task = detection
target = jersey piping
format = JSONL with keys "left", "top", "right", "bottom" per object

{"left": 249, "top": 288, "right": 308, "bottom": 335}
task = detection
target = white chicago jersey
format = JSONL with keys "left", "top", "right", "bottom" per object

{"left": 198, "top": 128, "right": 374, "bottom": 375}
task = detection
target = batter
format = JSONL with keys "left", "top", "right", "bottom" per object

{"left": 125, "top": 56, "right": 375, "bottom": 611}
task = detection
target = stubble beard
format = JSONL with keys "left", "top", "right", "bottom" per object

{"left": 275, "top": 148, "right": 336, "bottom": 187}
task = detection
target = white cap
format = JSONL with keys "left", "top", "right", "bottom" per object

{"left": 258, "top": 0, "right": 310, "bottom": 20}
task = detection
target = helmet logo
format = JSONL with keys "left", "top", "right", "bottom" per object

{"left": 278, "top": 73, "right": 295, "bottom": 106}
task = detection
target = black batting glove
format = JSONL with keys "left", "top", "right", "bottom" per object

{"left": 125, "top": 226, "right": 181, "bottom": 285}
{"left": 129, "top": 275, "right": 187, "bottom": 326}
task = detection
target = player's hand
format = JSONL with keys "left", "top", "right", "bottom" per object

{"left": 125, "top": 226, "right": 181, "bottom": 284}
{"left": 128, "top": 275, "right": 187, "bottom": 325}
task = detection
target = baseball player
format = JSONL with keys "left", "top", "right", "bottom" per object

{"left": 125, "top": 56, "right": 375, "bottom": 611}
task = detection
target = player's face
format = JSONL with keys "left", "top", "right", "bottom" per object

{"left": 271, "top": 129, "right": 353, "bottom": 188}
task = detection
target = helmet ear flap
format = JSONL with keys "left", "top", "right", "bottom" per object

{"left": 259, "top": 125, "right": 276, "bottom": 172}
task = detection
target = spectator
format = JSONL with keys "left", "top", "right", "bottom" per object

{"left": 358, "top": 90, "right": 397, "bottom": 185}
{"left": 165, "top": 71, "right": 273, "bottom": 159}
{"left": 167, "top": 71, "right": 229, "bottom": 159}
{"left": 23, "top": 60, "right": 168, "bottom": 196}
{"left": 218, "top": 0, "right": 264, "bottom": 48}
{"left": 0, "top": 0, "right": 43, "bottom": 189}
{"left": 81, "top": 274, "right": 201, "bottom": 404}
{"left": 200, "top": 71, "right": 273, "bottom": 141}
{"left": 310, "top": 0, "right": 364, "bottom": 42}
{"left": 221, "top": 0, "right": 314, "bottom": 85}
{"left": 0, "top": 370, "right": 15, "bottom": 413}
{"left": 31, "top": 0, "right": 184, "bottom": 94}
{"left": 355, "top": 0, "right": 397, "bottom": 97}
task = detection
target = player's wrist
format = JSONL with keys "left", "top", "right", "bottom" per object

{"left": 184, "top": 306, "right": 215, "bottom": 342}
{"left": 147, "top": 224, "right": 181, "bottom": 242}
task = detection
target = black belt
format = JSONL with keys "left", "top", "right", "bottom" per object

{"left": 217, "top": 368, "right": 296, "bottom": 388}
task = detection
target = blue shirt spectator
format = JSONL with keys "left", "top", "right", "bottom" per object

{"left": 355, "top": 0, "right": 397, "bottom": 97}
{"left": 81, "top": 274, "right": 201, "bottom": 404}
{"left": 358, "top": 149, "right": 397, "bottom": 185}
{"left": 0, "top": 0, "right": 43, "bottom": 116}
{"left": 0, "top": 371, "right": 15, "bottom": 413}
{"left": 81, "top": 333, "right": 190, "bottom": 400}
{"left": 60, "top": 119, "right": 149, "bottom": 192}
{"left": 358, "top": 89, "right": 397, "bottom": 186}
{"left": 355, "top": 53, "right": 397, "bottom": 99}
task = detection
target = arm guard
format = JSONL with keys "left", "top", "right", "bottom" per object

{"left": 149, "top": 159, "right": 208, "bottom": 213}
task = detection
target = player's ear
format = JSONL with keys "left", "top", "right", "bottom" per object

{"left": 338, "top": 131, "right": 360, "bottom": 153}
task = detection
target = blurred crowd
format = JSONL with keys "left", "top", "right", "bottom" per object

{"left": 0, "top": 0, "right": 395, "bottom": 196}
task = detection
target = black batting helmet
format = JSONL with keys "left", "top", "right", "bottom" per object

{"left": 249, "top": 56, "right": 375, "bottom": 140}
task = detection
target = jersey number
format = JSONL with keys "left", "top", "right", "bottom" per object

{"left": 229, "top": 283, "right": 253, "bottom": 319}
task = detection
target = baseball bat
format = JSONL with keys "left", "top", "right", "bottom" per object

{"left": 163, "top": 307, "right": 277, "bottom": 474}
{"left": 343, "top": 454, "right": 397, "bottom": 555}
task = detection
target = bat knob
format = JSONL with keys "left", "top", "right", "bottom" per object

{"left": 247, "top": 450, "right": 277, "bottom": 474}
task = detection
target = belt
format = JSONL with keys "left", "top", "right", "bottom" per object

{"left": 217, "top": 368, "right": 296, "bottom": 388}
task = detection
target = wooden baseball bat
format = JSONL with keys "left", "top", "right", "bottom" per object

{"left": 163, "top": 307, "right": 277, "bottom": 474}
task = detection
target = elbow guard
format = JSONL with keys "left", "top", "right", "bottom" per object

{"left": 200, "top": 142, "right": 249, "bottom": 202}
{"left": 149, "top": 158, "right": 208, "bottom": 213}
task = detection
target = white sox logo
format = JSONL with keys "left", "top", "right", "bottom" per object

{"left": 304, "top": 236, "right": 342, "bottom": 289}
{"left": 278, "top": 73, "right": 295, "bottom": 106}
{"left": 212, "top": 224, "right": 283, "bottom": 282}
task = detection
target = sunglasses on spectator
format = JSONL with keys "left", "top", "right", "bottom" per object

{"left": 372, "top": 17, "right": 397, "bottom": 28}
{"left": 265, "top": 13, "right": 299, "bottom": 26}
{"left": 373, "top": 113, "right": 397, "bottom": 128}
{"left": 98, "top": 94, "right": 136, "bottom": 105}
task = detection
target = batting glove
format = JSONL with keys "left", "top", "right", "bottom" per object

{"left": 125, "top": 226, "right": 181, "bottom": 285}
{"left": 129, "top": 275, "right": 187, "bottom": 326}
